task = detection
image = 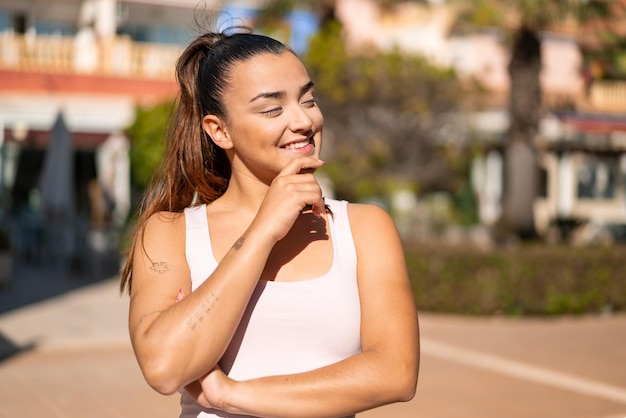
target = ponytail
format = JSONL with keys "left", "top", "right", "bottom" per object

{"left": 120, "top": 28, "right": 291, "bottom": 294}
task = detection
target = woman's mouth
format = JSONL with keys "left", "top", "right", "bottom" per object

{"left": 282, "top": 137, "right": 314, "bottom": 150}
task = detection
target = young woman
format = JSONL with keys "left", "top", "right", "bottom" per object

{"left": 121, "top": 28, "right": 419, "bottom": 418}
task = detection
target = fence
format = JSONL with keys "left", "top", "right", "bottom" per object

{"left": 590, "top": 80, "right": 626, "bottom": 112}
{"left": 2, "top": 32, "right": 625, "bottom": 111}
{"left": 0, "top": 32, "right": 182, "bottom": 80}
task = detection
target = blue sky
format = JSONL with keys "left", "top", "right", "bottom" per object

{"left": 219, "top": 3, "right": 319, "bottom": 54}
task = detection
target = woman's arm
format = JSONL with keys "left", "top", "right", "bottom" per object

{"left": 194, "top": 203, "right": 420, "bottom": 418}
{"left": 129, "top": 157, "right": 326, "bottom": 396}
{"left": 128, "top": 210, "right": 277, "bottom": 395}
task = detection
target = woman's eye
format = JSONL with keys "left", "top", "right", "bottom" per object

{"left": 261, "top": 107, "right": 283, "bottom": 117}
{"left": 302, "top": 98, "right": 317, "bottom": 108}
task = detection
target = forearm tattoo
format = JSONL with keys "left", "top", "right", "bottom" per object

{"left": 233, "top": 236, "right": 245, "bottom": 250}
{"left": 187, "top": 292, "right": 220, "bottom": 331}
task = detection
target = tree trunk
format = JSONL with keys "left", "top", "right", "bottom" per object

{"left": 503, "top": 26, "right": 541, "bottom": 238}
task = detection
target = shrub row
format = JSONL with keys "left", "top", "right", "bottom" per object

{"left": 405, "top": 243, "right": 626, "bottom": 316}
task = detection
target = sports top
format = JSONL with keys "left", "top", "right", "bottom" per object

{"left": 179, "top": 198, "right": 362, "bottom": 418}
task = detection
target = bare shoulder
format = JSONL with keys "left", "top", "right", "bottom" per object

{"left": 346, "top": 202, "right": 398, "bottom": 237}
{"left": 143, "top": 210, "right": 186, "bottom": 241}
{"left": 134, "top": 210, "right": 187, "bottom": 269}
{"left": 130, "top": 210, "right": 189, "bottom": 298}
{"left": 346, "top": 202, "right": 404, "bottom": 269}
{"left": 145, "top": 210, "right": 185, "bottom": 229}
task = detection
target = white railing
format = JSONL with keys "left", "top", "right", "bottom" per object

{"left": 0, "top": 32, "right": 182, "bottom": 80}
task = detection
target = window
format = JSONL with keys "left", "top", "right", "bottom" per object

{"left": 576, "top": 156, "right": 616, "bottom": 199}
{"left": 0, "top": 12, "right": 9, "bottom": 32}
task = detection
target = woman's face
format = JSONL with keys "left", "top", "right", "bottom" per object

{"left": 212, "top": 51, "right": 324, "bottom": 183}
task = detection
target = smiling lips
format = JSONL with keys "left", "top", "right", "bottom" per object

{"left": 282, "top": 137, "right": 314, "bottom": 151}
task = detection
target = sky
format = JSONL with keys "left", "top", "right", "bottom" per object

{"left": 220, "top": 3, "right": 319, "bottom": 54}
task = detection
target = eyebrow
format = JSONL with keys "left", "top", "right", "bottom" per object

{"left": 249, "top": 81, "right": 315, "bottom": 103}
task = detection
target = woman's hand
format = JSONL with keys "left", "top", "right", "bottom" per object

{"left": 184, "top": 366, "right": 233, "bottom": 411}
{"left": 253, "top": 157, "right": 326, "bottom": 243}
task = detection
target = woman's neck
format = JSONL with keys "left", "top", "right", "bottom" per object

{"left": 215, "top": 171, "right": 271, "bottom": 214}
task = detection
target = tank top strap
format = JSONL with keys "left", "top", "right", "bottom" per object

{"left": 183, "top": 204, "right": 216, "bottom": 288}
{"left": 325, "top": 198, "right": 357, "bottom": 271}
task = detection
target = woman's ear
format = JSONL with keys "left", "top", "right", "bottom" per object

{"left": 202, "top": 114, "right": 233, "bottom": 149}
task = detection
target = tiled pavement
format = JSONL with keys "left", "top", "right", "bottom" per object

{"left": 0, "top": 270, "right": 625, "bottom": 418}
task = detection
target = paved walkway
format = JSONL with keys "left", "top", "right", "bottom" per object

{"left": 0, "top": 270, "right": 625, "bottom": 418}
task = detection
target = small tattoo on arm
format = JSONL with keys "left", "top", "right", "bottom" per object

{"left": 150, "top": 261, "right": 169, "bottom": 274}
{"left": 187, "top": 293, "right": 220, "bottom": 331}
{"left": 233, "top": 236, "right": 245, "bottom": 250}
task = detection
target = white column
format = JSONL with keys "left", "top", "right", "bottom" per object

{"left": 94, "top": 0, "right": 117, "bottom": 40}
{"left": 79, "top": 0, "right": 116, "bottom": 40}
{"left": 618, "top": 154, "right": 626, "bottom": 217}
{"left": 482, "top": 150, "right": 503, "bottom": 226}
{"left": 557, "top": 152, "right": 573, "bottom": 217}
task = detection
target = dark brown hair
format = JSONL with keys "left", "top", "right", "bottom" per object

{"left": 120, "top": 29, "right": 292, "bottom": 294}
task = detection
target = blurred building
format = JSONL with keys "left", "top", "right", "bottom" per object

{"left": 0, "top": 0, "right": 213, "bottom": 271}
{"left": 337, "top": 0, "right": 626, "bottom": 243}
{"left": 0, "top": 0, "right": 320, "bottom": 272}
{"left": 2, "top": 0, "right": 625, "bottom": 255}
{"left": 0, "top": 0, "right": 203, "bottom": 224}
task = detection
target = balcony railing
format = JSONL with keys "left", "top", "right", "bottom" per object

{"left": 0, "top": 32, "right": 182, "bottom": 80}
{"left": 3, "top": 32, "right": 626, "bottom": 112}
{"left": 590, "top": 80, "right": 626, "bottom": 112}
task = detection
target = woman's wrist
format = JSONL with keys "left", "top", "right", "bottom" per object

{"left": 212, "top": 375, "right": 238, "bottom": 413}
{"left": 244, "top": 218, "right": 283, "bottom": 249}
{"left": 198, "top": 368, "right": 239, "bottom": 413}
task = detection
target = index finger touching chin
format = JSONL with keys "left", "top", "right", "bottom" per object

{"left": 279, "top": 157, "right": 325, "bottom": 176}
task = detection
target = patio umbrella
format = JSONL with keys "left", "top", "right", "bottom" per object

{"left": 39, "top": 111, "right": 75, "bottom": 220}
{"left": 36, "top": 111, "right": 77, "bottom": 268}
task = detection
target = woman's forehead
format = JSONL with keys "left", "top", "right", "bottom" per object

{"left": 226, "top": 51, "right": 311, "bottom": 99}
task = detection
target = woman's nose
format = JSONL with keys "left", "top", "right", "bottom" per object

{"left": 290, "top": 106, "right": 314, "bottom": 132}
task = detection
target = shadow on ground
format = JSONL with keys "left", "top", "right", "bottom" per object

{"left": 0, "top": 252, "right": 120, "bottom": 315}
{"left": 0, "top": 331, "right": 36, "bottom": 362}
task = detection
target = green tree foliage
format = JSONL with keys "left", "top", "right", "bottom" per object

{"left": 125, "top": 102, "right": 174, "bottom": 190}
{"left": 304, "top": 20, "right": 471, "bottom": 203}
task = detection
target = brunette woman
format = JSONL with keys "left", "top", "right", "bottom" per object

{"left": 121, "top": 28, "right": 419, "bottom": 418}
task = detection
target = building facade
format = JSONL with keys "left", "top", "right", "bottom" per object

{"left": 0, "top": 0, "right": 214, "bottom": 270}
{"left": 2, "top": 0, "right": 625, "bottom": 258}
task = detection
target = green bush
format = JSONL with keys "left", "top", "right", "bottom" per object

{"left": 406, "top": 243, "right": 626, "bottom": 316}
{"left": 126, "top": 101, "right": 174, "bottom": 190}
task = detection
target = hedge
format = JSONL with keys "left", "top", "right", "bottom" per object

{"left": 405, "top": 243, "right": 626, "bottom": 316}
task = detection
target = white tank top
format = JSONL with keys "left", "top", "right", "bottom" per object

{"left": 180, "top": 198, "right": 361, "bottom": 418}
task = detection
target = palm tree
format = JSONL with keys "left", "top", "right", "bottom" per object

{"left": 451, "top": 0, "right": 621, "bottom": 238}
